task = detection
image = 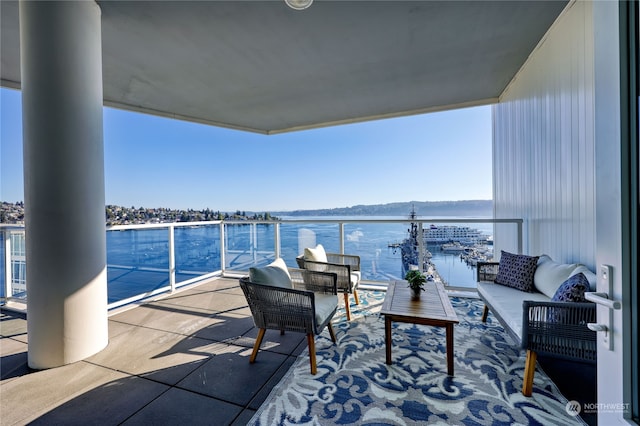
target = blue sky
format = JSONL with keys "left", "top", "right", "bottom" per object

{"left": 1, "top": 87, "right": 492, "bottom": 212}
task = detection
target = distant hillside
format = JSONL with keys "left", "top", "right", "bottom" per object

{"left": 274, "top": 200, "right": 493, "bottom": 217}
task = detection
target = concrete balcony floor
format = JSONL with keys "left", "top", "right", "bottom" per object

{"left": 1, "top": 277, "right": 304, "bottom": 425}
{"left": 1, "top": 277, "right": 596, "bottom": 425}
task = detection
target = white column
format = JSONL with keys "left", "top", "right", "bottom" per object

{"left": 20, "top": 1, "right": 108, "bottom": 369}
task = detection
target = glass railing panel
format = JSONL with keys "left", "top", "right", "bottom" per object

{"left": 8, "top": 230, "right": 26, "bottom": 299}
{"left": 343, "top": 222, "right": 407, "bottom": 281}
{"left": 106, "top": 228, "right": 170, "bottom": 303}
{"left": 223, "top": 222, "right": 277, "bottom": 271}
{"left": 174, "top": 224, "right": 221, "bottom": 280}
{"left": 0, "top": 228, "right": 28, "bottom": 300}
{"left": 420, "top": 221, "right": 495, "bottom": 290}
{"left": 254, "top": 222, "right": 277, "bottom": 254}
{"left": 0, "top": 231, "right": 5, "bottom": 299}
{"left": 278, "top": 222, "right": 340, "bottom": 267}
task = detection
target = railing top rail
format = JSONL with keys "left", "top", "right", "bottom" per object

{"left": 272, "top": 218, "right": 523, "bottom": 224}
{"left": 5, "top": 217, "right": 523, "bottom": 233}
{"left": 0, "top": 224, "right": 26, "bottom": 230}
{"left": 107, "top": 220, "right": 223, "bottom": 231}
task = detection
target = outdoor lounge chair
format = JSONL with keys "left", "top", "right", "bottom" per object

{"left": 239, "top": 258, "right": 338, "bottom": 375}
{"left": 296, "top": 244, "right": 361, "bottom": 321}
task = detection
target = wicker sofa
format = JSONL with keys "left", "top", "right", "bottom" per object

{"left": 476, "top": 253, "right": 597, "bottom": 396}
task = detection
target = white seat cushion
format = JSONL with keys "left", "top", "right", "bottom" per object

{"left": 315, "top": 294, "right": 338, "bottom": 324}
{"left": 477, "top": 281, "right": 549, "bottom": 342}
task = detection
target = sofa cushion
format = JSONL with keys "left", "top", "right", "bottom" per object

{"left": 304, "top": 244, "right": 328, "bottom": 263}
{"left": 534, "top": 255, "right": 581, "bottom": 299}
{"left": 249, "top": 258, "right": 292, "bottom": 289}
{"left": 552, "top": 272, "right": 589, "bottom": 302}
{"left": 494, "top": 251, "right": 540, "bottom": 292}
{"left": 477, "top": 281, "right": 549, "bottom": 342}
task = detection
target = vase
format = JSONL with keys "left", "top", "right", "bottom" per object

{"left": 410, "top": 288, "right": 421, "bottom": 300}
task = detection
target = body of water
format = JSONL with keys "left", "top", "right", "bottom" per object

{"left": 105, "top": 217, "right": 493, "bottom": 303}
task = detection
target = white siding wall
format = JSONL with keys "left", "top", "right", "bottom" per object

{"left": 493, "top": 1, "right": 595, "bottom": 269}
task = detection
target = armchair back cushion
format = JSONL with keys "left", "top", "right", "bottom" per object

{"left": 304, "top": 244, "right": 328, "bottom": 263}
{"left": 249, "top": 258, "right": 292, "bottom": 289}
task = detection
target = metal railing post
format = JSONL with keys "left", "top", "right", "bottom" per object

{"left": 417, "top": 222, "right": 424, "bottom": 272}
{"left": 274, "top": 222, "right": 281, "bottom": 259}
{"left": 252, "top": 223, "right": 257, "bottom": 263}
{"left": 517, "top": 220, "right": 523, "bottom": 254}
{"left": 339, "top": 222, "right": 345, "bottom": 254}
{"left": 220, "top": 222, "right": 226, "bottom": 274}
{"left": 3, "top": 229, "right": 12, "bottom": 299}
{"left": 168, "top": 225, "right": 176, "bottom": 292}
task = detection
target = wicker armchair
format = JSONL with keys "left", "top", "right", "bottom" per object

{"left": 296, "top": 249, "right": 361, "bottom": 321}
{"left": 239, "top": 267, "right": 338, "bottom": 375}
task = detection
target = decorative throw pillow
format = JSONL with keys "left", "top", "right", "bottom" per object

{"left": 533, "top": 255, "right": 580, "bottom": 299}
{"left": 249, "top": 258, "right": 292, "bottom": 289}
{"left": 552, "top": 272, "right": 589, "bottom": 302}
{"left": 304, "top": 244, "right": 328, "bottom": 263}
{"left": 494, "top": 250, "right": 540, "bottom": 292}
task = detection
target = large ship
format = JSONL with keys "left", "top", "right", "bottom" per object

{"left": 389, "top": 209, "right": 492, "bottom": 277}
{"left": 388, "top": 207, "right": 432, "bottom": 276}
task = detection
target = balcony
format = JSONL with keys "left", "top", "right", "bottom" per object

{"left": 1, "top": 218, "right": 595, "bottom": 425}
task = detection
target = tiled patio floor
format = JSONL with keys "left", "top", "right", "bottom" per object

{"left": 0, "top": 277, "right": 306, "bottom": 425}
{"left": 0, "top": 277, "right": 596, "bottom": 425}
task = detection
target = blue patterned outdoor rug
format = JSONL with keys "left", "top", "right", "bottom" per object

{"left": 249, "top": 290, "right": 585, "bottom": 426}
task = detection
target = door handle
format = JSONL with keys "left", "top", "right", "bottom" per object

{"left": 585, "top": 292, "right": 621, "bottom": 310}
{"left": 585, "top": 292, "right": 620, "bottom": 337}
{"left": 585, "top": 265, "right": 620, "bottom": 350}
{"left": 586, "top": 323, "right": 608, "bottom": 332}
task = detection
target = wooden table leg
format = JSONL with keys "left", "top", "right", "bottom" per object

{"left": 446, "top": 323, "right": 454, "bottom": 375}
{"left": 385, "top": 316, "right": 392, "bottom": 365}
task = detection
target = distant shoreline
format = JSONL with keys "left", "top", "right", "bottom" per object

{"left": 273, "top": 200, "right": 493, "bottom": 218}
{"left": 1, "top": 199, "right": 493, "bottom": 225}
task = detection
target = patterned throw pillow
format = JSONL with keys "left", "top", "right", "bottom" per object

{"left": 494, "top": 250, "right": 540, "bottom": 292}
{"left": 552, "top": 272, "right": 589, "bottom": 302}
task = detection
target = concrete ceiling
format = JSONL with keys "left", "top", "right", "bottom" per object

{"left": 1, "top": 1, "right": 568, "bottom": 134}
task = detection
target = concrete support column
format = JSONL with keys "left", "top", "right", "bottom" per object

{"left": 20, "top": 1, "right": 108, "bottom": 368}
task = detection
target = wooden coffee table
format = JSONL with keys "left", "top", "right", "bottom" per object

{"left": 380, "top": 280, "right": 459, "bottom": 375}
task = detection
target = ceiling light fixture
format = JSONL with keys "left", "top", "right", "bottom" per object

{"left": 285, "top": 0, "right": 313, "bottom": 11}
